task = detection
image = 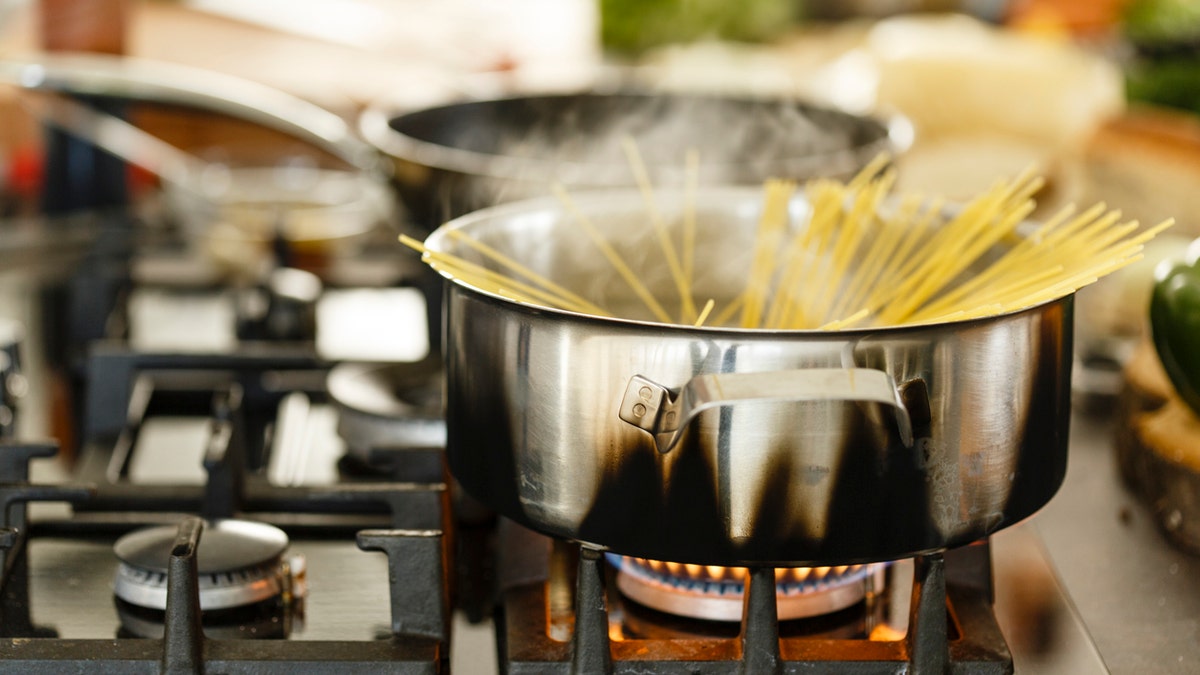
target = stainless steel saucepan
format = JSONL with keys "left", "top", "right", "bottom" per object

{"left": 362, "top": 92, "right": 904, "bottom": 228}
{"left": 425, "top": 187, "right": 1072, "bottom": 567}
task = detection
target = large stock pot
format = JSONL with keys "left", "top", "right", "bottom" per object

{"left": 425, "top": 187, "right": 1072, "bottom": 567}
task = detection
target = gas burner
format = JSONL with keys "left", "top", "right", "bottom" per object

{"left": 113, "top": 519, "right": 297, "bottom": 612}
{"left": 327, "top": 359, "right": 445, "bottom": 477}
{"left": 610, "top": 555, "right": 881, "bottom": 622}
{"left": 617, "top": 590, "right": 875, "bottom": 641}
{"left": 116, "top": 596, "right": 294, "bottom": 640}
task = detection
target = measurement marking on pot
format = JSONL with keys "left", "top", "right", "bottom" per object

{"left": 802, "top": 465, "right": 831, "bottom": 486}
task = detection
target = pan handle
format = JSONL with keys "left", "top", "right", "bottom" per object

{"left": 618, "top": 369, "right": 913, "bottom": 454}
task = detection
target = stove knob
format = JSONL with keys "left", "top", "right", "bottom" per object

{"left": 236, "top": 268, "right": 322, "bottom": 342}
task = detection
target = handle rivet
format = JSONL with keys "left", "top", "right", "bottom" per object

{"left": 632, "top": 403, "right": 647, "bottom": 417}
{"left": 664, "top": 411, "right": 676, "bottom": 425}
{"left": 638, "top": 386, "right": 653, "bottom": 400}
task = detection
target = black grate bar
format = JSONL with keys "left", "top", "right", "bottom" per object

{"left": 739, "top": 566, "right": 782, "bottom": 675}
{"left": 500, "top": 543, "right": 1014, "bottom": 674}
{"left": 357, "top": 529, "right": 449, "bottom": 643}
{"left": 0, "top": 639, "right": 441, "bottom": 674}
{"left": 69, "top": 480, "right": 445, "bottom": 530}
{"left": 569, "top": 547, "right": 612, "bottom": 675}
{"left": 161, "top": 518, "right": 204, "bottom": 674}
{"left": 908, "top": 553, "right": 948, "bottom": 675}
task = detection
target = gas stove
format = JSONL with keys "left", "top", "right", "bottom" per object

{"left": 0, "top": 451, "right": 448, "bottom": 672}
{"left": 0, "top": 209, "right": 456, "bottom": 672}
{"left": 0, "top": 206, "right": 1192, "bottom": 674}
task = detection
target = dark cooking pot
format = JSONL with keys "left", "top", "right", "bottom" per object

{"left": 425, "top": 187, "right": 1072, "bottom": 567}
{"left": 361, "top": 92, "right": 902, "bottom": 228}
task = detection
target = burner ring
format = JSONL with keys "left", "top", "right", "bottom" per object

{"left": 610, "top": 555, "right": 879, "bottom": 622}
{"left": 114, "top": 559, "right": 284, "bottom": 611}
{"left": 113, "top": 520, "right": 289, "bottom": 611}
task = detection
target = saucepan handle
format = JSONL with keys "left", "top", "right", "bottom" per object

{"left": 618, "top": 368, "right": 914, "bottom": 454}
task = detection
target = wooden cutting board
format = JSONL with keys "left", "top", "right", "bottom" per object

{"left": 1117, "top": 338, "right": 1200, "bottom": 555}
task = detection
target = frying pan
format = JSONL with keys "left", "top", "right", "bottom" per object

{"left": 361, "top": 91, "right": 904, "bottom": 228}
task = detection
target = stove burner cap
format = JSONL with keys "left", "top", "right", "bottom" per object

{"left": 114, "top": 520, "right": 289, "bottom": 611}
{"left": 328, "top": 358, "right": 445, "bottom": 456}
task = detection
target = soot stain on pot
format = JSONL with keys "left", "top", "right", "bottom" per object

{"left": 745, "top": 422, "right": 856, "bottom": 561}
{"left": 577, "top": 425, "right": 731, "bottom": 563}
{"left": 734, "top": 402, "right": 940, "bottom": 563}
{"left": 443, "top": 296, "right": 535, "bottom": 523}
{"left": 572, "top": 400, "right": 936, "bottom": 564}
{"left": 741, "top": 443, "right": 801, "bottom": 557}
{"left": 585, "top": 435, "right": 664, "bottom": 544}
{"left": 1002, "top": 306, "right": 1071, "bottom": 523}
{"left": 574, "top": 341, "right": 735, "bottom": 561}
{"left": 444, "top": 363, "right": 527, "bottom": 518}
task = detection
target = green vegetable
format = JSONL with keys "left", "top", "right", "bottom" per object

{"left": 599, "top": 0, "right": 795, "bottom": 55}
{"left": 1122, "top": 0, "right": 1200, "bottom": 114}
{"left": 1125, "top": 0, "right": 1200, "bottom": 46}
{"left": 1126, "top": 58, "right": 1200, "bottom": 113}
{"left": 1150, "top": 239, "right": 1200, "bottom": 416}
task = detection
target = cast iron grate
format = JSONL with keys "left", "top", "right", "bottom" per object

{"left": 0, "top": 441, "right": 451, "bottom": 674}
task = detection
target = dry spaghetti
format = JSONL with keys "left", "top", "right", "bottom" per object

{"left": 401, "top": 153, "right": 1173, "bottom": 331}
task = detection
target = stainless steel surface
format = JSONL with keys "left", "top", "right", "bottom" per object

{"left": 0, "top": 53, "right": 381, "bottom": 172}
{"left": 20, "top": 92, "right": 212, "bottom": 193}
{"left": 427, "top": 187, "right": 1073, "bottom": 566}
{"left": 113, "top": 519, "right": 288, "bottom": 574}
{"left": 113, "top": 520, "right": 289, "bottom": 610}
{"left": 991, "top": 522, "right": 1108, "bottom": 674}
{"left": 362, "top": 92, "right": 903, "bottom": 226}
{"left": 1033, "top": 409, "right": 1200, "bottom": 674}
{"left": 619, "top": 368, "right": 913, "bottom": 453}
{"left": 2, "top": 56, "right": 398, "bottom": 271}
{"left": 327, "top": 360, "right": 446, "bottom": 456}
{"left": 166, "top": 166, "right": 393, "bottom": 255}
{"left": 28, "top": 538, "right": 391, "bottom": 641}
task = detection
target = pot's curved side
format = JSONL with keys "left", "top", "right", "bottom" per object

{"left": 431, "top": 187, "right": 1073, "bottom": 566}
{"left": 442, "top": 286, "right": 1072, "bottom": 566}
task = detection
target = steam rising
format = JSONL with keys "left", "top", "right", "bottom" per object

{"left": 442, "top": 187, "right": 773, "bottom": 325}
{"left": 390, "top": 93, "right": 892, "bottom": 215}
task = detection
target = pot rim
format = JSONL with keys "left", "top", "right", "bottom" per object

{"left": 360, "top": 92, "right": 909, "bottom": 183}
{"left": 423, "top": 186, "right": 1072, "bottom": 336}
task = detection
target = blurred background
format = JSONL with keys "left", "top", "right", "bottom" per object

{"left": 1, "top": 3, "right": 1199, "bottom": 673}
{"left": 0, "top": 0, "right": 1193, "bottom": 214}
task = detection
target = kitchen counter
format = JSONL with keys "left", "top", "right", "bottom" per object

{"left": 1033, "top": 405, "right": 1200, "bottom": 674}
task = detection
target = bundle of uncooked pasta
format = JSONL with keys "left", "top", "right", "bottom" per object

{"left": 401, "top": 152, "right": 1173, "bottom": 330}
